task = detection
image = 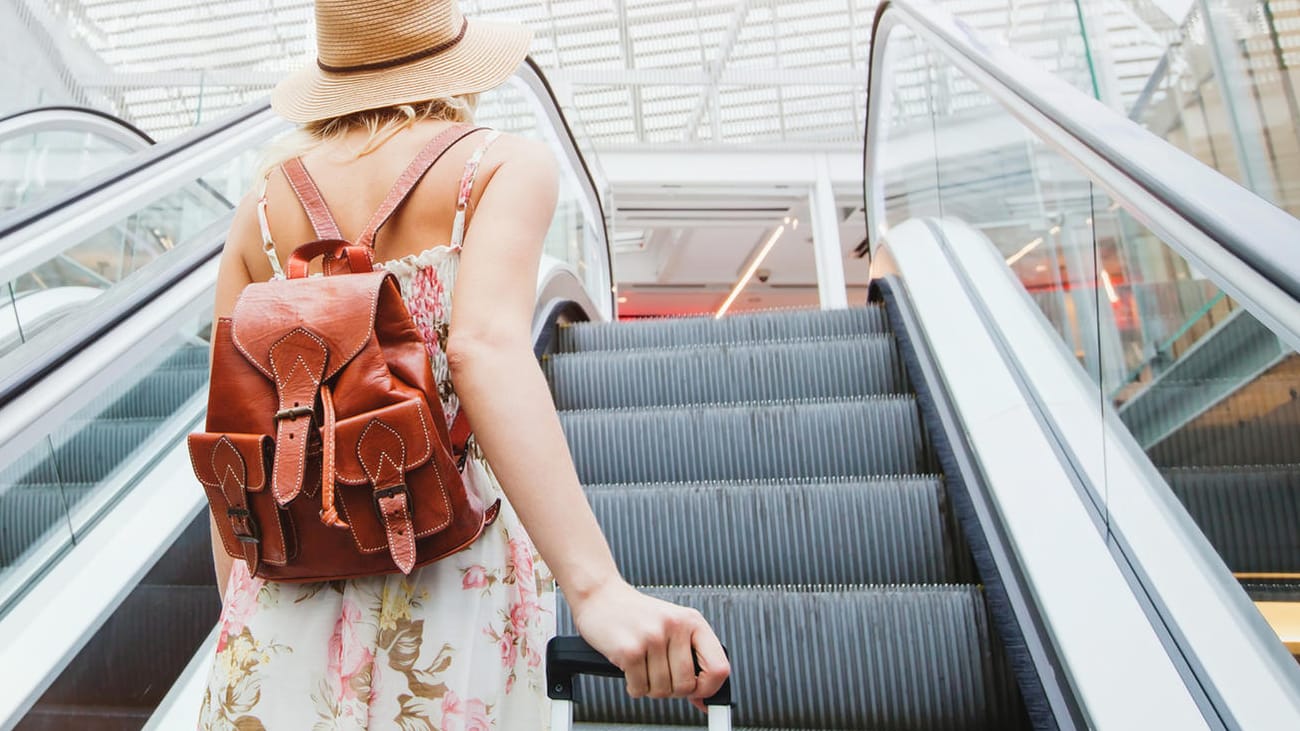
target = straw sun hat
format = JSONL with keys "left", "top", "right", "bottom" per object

{"left": 271, "top": 0, "right": 532, "bottom": 124}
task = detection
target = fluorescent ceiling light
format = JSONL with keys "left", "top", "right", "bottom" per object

{"left": 716, "top": 224, "right": 786, "bottom": 319}
{"left": 1005, "top": 237, "right": 1044, "bottom": 266}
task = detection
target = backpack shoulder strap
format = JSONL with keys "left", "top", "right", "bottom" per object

{"left": 355, "top": 124, "right": 485, "bottom": 250}
{"left": 280, "top": 157, "right": 344, "bottom": 240}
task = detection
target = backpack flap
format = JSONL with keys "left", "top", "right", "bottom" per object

{"left": 229, "top": 271, "right": 393, "bottom": 506}
{"left": 187, "top": 432, "right": 290, "bottom": 571}
{"left": 332, "top": 398, "right": 454, "bottom": 573}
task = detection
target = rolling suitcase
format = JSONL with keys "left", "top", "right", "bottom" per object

{"left": 546, "top": 635, "right": 733, "bottom": 730}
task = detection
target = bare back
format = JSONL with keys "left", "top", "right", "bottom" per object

{"left": 241, "top": 120, "right": 505, "bottom": 282}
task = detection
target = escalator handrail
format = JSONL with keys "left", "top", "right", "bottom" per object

{"left": 864, "top": 0, "right": 1300, "bottom": 333}
{"left": 0, "top": 100, "right": 269, "bottom": 239}
{"left": 0, "top": 218, "right": 229, "bottom": 411}
{"left": 0, "top": 105, "right": 155, "bottom": 148}
{"left": 0, "top": 60, "right": 613, "bottom": 411}
{"left": 517, "top": 57, "right": 615, "bottom": 314}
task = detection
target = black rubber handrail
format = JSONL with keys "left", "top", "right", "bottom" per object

{"left": 0, "top": 100, "right": 268, "bottom": 238}
{"left": 0, "top": 105, "right": 156, "bottom": 145}
{"left": 864, "top": 0, "right": 1300, "bottom": 305}
{"left": 0, "top": 217, "right": 229, "bottom": 411}
{"left": 522, "top": 56, "right": 615, "bottom": 307}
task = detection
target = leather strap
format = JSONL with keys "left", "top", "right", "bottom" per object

{"left": 318, "top": 385, "right": 347, "bottom": 528}
{"left": 356, "top": 124, "right": 485, "bottom": 250}
{"left": 286, "top": 239, "right": 375, "bottom": 279}
{"left": 267, "top": 328, "right": 329, "bottom": 506}
{"left": 213, "top": 437, "right": 260, "bottom": 573}
{"left": 281, "top": 157, "right": 344, "bottom": 240}
{"left": 449, "top": 410, "right": 471, "bottom": 467}
{"left": 357, "top": 417, "right": 417, "bottom": 573}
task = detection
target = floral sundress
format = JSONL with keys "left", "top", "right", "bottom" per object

{"left": 199, "top": 129, "right": 556, "bottom": 730}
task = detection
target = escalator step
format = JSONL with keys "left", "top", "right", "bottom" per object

{"left": 15, "top": 705, "right": 150, "bottom": 731}
{"left": 88, "top": 369, "right": 208, "bottom": 419}
{"left": 574, "top": 727, "right": 833, "bottom": 731}
{"left": 557, "top": 585, "right": 1026, "bottom": 730}
{"left": 546, "top": 336, "right": 907, "bottom": 410}
{"left": 560, "top": 398, "right": 929, "bottom": 484}
{"left": 1164, "top": 465, "right": 1300, "bottom": 573}
{"left": 156, "top": 345, "right": 209, "bottom": 371}
{"left": 34, "top": 584, "right": 220, "bottom": 708}
{"left": 141, "top": 510, "right": 219, "bottom": 586}
{"left": 36, "top": 418, "right": 166, "bottom": 483}
{"left": 0, "top": 483, "right": 95, "bottom": 566}
{"left": 1240, "top": 580, "right": 1300, "bottom": 603}
{"left": 558, "top": 307, "right": 887, "bottom": 354}
{"left": 586, "top": 478, "right": 956, "bottom": 586}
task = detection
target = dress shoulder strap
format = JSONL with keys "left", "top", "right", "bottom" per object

{"left": 255, "top": 174, "right": 285, "bottom": 279}
{"left": 355, "top": 124, "right": 484, "bottom": 249}
{"left": 450, "top": 129, "right": 502, "bottom": 250}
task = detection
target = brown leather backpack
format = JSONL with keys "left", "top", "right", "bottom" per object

{"left": 189, "top": 125, "right": 497, "bottom": 582}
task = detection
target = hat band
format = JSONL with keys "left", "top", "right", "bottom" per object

{"left": 317, "top": 18, "right": 469, "bottom": 74}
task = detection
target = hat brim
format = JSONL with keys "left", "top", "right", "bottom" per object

{"left": 271, "top": 18, "right": 532, "bottom": 125}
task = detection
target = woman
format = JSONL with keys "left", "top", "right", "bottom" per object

{"left": 199, "top": 1, "right": 729, "bottom": 728}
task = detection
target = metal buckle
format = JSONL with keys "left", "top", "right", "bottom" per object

{"left": 372, "top": 482, "right": 409, "bottom": 505}
{"left": 274, "top": 405, "right": 314, "bottom": 421}
{"left": 227, "top": 506, "right": 260, "bottom": 545}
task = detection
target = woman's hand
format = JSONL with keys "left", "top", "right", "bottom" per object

{"left": 570, "top": 578, "right": 731, "bottom": 711}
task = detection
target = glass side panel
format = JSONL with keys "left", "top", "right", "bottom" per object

{"left": 484, "top": 77, "right": 612, "bottom": 314}
{"left": 0, "top": 130, "right": 135, "bottom": 213}
{"left": 1126, "top": 0, "right": 1300, "bottom": 217}
{"left": 0, "top": 308, "right": 211, "bottom": 615}
{"left": 0, "top": 145, "right": 263, "bottom": 385}
{"left": 872, "top": 12, "right": 1299, "bottom": 662}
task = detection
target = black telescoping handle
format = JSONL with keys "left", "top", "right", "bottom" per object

{"left": 545, "top": 635, "right": 732, "bottom": 706}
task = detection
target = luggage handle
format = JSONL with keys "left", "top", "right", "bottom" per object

{"left": 545, "top": 635, "right": 732, "bottom": 731}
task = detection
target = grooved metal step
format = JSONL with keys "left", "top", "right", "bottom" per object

{"left": 0, "top": 483, "right": 95, "bottom": 566}
{"left": 1164, "top": 465, "right": 1300, "bottom": 573}
{"left": 585, "top": 478, "right": 958, "bottom": 586}
{"left": 557, "top": 307, "right": 888, "bottom": 354}
{"left": 89, "top": 369, "right": 207, "bottom": 419}
{"left": 15, "top": 705, "right": 151, "bottom": 731}
{"left": 557, "top": 586, "right": 1026, "bottom": 729}
{"left": 37, "top": 419, "right": 168, "bottom": 483}
{"left": 546, "top": 336, "right": 907, "bottom": 410}
{"left": 560, "top": 398, "right": 931, "bottom": 484}
{"left": 32, "top": 583, "right": 219, "bottom": 709}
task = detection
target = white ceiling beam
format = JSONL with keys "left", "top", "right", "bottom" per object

{"left": 553, "top": 68, "right": 862, "bottom": 86}
{"left": 74, "top": 67, "right": 863, "bottom": 89}
{"left": 683, "top": 0, "right": 751, "bottom": 142}
{"left": 600, "top": 149, "right": 864, "bottom": 187}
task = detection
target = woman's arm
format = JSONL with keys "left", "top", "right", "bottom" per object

{"left": 449, "top": 138, "right": 730, "bottom": 706}
{"left": 208, "top": 194, "right": 259, "bottom": 602}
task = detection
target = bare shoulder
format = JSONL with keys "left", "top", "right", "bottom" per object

{"left": 222, "top": 189, "right": 265, "bottom": 275}
{"left": 484, "top": 133, "right": 558, "bottom": 186}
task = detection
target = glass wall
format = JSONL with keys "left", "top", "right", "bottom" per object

{"left": 0, "top": 148, "right": 255, "bottom": 383}
{"left": 1125, "top": 0, "right": 1300, "bottom": 215}
{"left": 873, "top": 14, "right": 1299, "bottom": 664}
{"left": 0, "top": 309, "right": 212, "bottom": 615}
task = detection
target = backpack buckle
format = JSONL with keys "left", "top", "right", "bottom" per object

{"left": 227, "top": 506, "right": 261, "bottom": 545}
{"left": 274, "top": 405, "right": 315, "bottom": 421}
{"left": 373, "top": 482, "right": 409, "bottom": 505}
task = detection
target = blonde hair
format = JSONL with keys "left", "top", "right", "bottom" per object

{"left": 257, "top": 94, "right": 478, "bottom": 179}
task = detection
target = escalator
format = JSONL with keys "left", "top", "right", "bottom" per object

{"left": 4, "top": 2, "right": 1300, "bottom": 729}
{"left": 546, "top": 307, "right": 1031, "bottom": 728}
{"left": 0, "top": 106, "right": 154, "bottom": 213}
